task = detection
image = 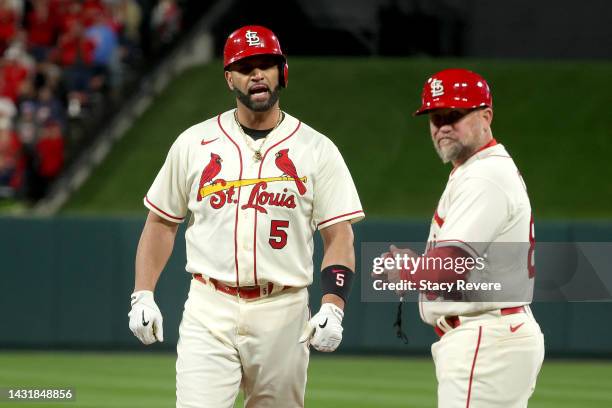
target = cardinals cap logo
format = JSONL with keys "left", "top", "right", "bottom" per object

{"left": 245, "top": 30, "right": 262, "bottom": 47}
{"left": 430, "top": 78, "right": 444, "bottom": 97}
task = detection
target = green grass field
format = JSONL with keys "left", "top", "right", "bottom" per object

{"left": 62, "top": 58, "right": 612, "bottom": 218}
{"left": 1, "top": 353, "right": 611, "bottom": 407}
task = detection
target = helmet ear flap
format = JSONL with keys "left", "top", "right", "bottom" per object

{"left": 280, "top": 62, "right": 289, "bottom": 88}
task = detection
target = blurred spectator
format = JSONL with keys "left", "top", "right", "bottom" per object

{"left": 15, "top": 99, "right": 37, "bottom": 201}
{"left": 54, "top": 21, "right": 95, "bottom": 70}
{"left": 25, "top": 0, "right": 57, "bottom": 62}
{"left": 6, "top": 32, "right": 37, "bottom": 72}
{"left": 85, "top": 11, "right": 118, "bottom": 88}
{"left": 17, "top": 77, "right": 36, "bottom": 108}
{"left": 0, "top": 96, "right": 22, "bottom": 195}
{"left": 151, "top": 0, "right": 180, "bottom": 49}
{"left": 52, "top": 20, "right": 95, "bottom": 116}
{"left": 110, "top": 0, "right": 142, "bottom": 71}
{"left": 36, "top": 86, "right": 65, "bottom": 129}
{"left": 56, "top": 0, "right": 83, "bottom": 35}
{"left": 31, "top": 119, "right": 64, "bottom": 199}
{"left": 0, "top": 0, "right": 18, "bottom": 54}
{"left": 85, "top": 11, "right": 118, "bottom": 66}
{"left": 35, "top": 60, "right": 62, "bottom": 91}
{"left": 82, "top": 0, "right": 106, "bottom": 28}
{"left": 16, "top": 99, "right": 38, "bottom": 146}
{"left": 0, "top": 47, "right": 32, "bottom": 103}
{"left": 0, "top": 94, "right": 16, "bottom": 119}
{"left": 113, "top": 0, "right": 141, "bottom": 47}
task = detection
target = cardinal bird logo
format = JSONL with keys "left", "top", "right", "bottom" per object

{"left": 275, "top": 149, "right": 306, "bottom": 195}
{"left": 197, "top": 153, "right": 223, "bottom": 201}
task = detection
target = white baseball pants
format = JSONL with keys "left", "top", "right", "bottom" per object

{"left": 432, "top": 307, "right": 545, "bottom": 408}
{"left": 176, "top": 278, "right": 310, "bottom": 408}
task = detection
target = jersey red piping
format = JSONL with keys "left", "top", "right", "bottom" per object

{"left": 451, "top": 138, "right": 498, "bottom": 175}
{"left": 144, "top": 196, "right": 184, "bottom": 221}
{"left": 474, "top": 138, "right": 498, "bottom": 154}
{"left": 252, "top": 120, "right": 302, "bottom": 284}
{"left": 217, "top": 113, "right": 244, "bottom": 287}
{"left": 466, "top": 326, "right": 483, "bottom": 408}
{"left": 318, "top": 210, "right": 364, "bottom": 228}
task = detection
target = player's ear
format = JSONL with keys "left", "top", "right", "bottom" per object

{"left": 224, "top": 71, "right": 234, "bottom": 91}
{"left": 482, "top": 107, "right": 493, "bottom": 125}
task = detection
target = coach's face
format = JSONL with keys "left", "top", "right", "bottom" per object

{"left": 428, "top": 107, "right": 493, "bottom": 165}
{"left": 225, "top": 55, "right": 281, "bottom": 112}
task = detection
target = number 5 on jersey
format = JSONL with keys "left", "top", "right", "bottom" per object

{"left": 269, "top": 220, "right": 289, "bottom": 249}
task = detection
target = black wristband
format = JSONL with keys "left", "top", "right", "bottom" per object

{"left": 321, "top": 265, "right": 354, "bottom": 303}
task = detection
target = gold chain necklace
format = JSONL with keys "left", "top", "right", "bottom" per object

{"left": 234, "top": 109, "right": 283, "bottom": 162}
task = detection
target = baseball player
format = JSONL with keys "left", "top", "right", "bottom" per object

{"left": 382, "top": 69, "right": 545, "bottom": 407}
{"left": 127, "top": 25, "right": 364, "bottom": 408}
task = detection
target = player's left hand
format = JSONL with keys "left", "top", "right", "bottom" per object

{"left": 128, "top": 290, "right": 164, "bottom": 345}
{"left": 299, "top": 303, "right": 344, "bottom": 352}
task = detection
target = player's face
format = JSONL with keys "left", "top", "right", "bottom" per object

{"left": 225, "top": 55, "right": 281, "bottom": 112}
{"left": 428, "top": 107, "right": 491, "bottom": 164}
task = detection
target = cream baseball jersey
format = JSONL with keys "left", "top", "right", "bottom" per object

{"left": 419, "top": 140, "right": 535, "bottom": 325}
{"left": 144, "top": 110, "right": 364, "bottom": 287}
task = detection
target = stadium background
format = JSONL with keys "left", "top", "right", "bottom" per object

{"left": 1, "top": 0, "right": 611, "bottom": 407}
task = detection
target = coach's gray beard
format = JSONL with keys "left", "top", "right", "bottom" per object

{"left": 435, "top": 140, "right": 471, "bottom": 164}
{"left": 234, "top": 86, "right": 280, "bottom": 112}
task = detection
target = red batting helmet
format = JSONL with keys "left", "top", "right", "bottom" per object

{"left": 414, "top": 68, "right": 492, "bottom": 115}
{"left": 223, "top": 25, "right": 288, "bottom": 87}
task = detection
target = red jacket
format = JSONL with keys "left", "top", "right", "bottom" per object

{"left": 0, "top": 7, "right": 16, "bottom": 42}
{"left": 55, "top": 34, "right": 95, "bottom": 66}
{"left": 36, "top": 136, "right": 64, "bottom": 178}
{"left": 0, "top": 62, "right": 29, "bottom": 102}
{"left": 27, "top": 7, "right": 57, "bottom": 47}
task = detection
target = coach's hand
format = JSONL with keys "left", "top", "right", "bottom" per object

{"left": 128, "top": 290, "right": 164, "bottom": 345}
{"left": 373, "top": 245, "right": 419, "bottom": 298}
{"left": 299, "top": 303, "right": 344, "bottom": 352}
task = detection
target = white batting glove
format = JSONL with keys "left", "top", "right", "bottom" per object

{"left": 128, "top": 290, "right": 164, "bottom": 345}
{"left": 299, "top": 303, "right": 344, "bottom": 352}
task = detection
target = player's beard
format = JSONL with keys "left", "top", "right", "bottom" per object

{"left": 234, "top": 85, "right": 281, "bottom": 112}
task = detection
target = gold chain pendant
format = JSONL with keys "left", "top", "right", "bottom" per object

{"left": 234, "top": 109, "right": 284, "bottom": 163}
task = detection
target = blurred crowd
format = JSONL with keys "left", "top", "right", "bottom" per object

{"left": 0, "top": 0, "right": 182, "bottom": 203}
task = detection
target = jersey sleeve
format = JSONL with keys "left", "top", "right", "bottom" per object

{"left": 312, "top": 141, "right": 364, "bottom": 229}
{"left": 435, "top": 176, "right": 510, "bottom": 257}
{"left": 144, "top": 138, "right": 189, "bottom": 223}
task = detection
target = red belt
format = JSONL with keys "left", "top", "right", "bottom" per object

{"left": 193, "top": 273, "right": 276, "bottom": 300}
{"left": 434, "top": 306, "right": 526, "bottom": 337}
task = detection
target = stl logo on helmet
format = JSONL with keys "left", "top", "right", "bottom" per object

{"left": 430, "top": 78, "right": 444, "bottom": 97}
{"left": 245, "top": 30, "right": 262, "bottom": 47}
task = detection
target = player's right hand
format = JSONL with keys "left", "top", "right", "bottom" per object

{"left": 299, "top": 303, "right": 344, "bottom": 352}
{"left": 128, "top": 290, "right": 164, "bottom": 345}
